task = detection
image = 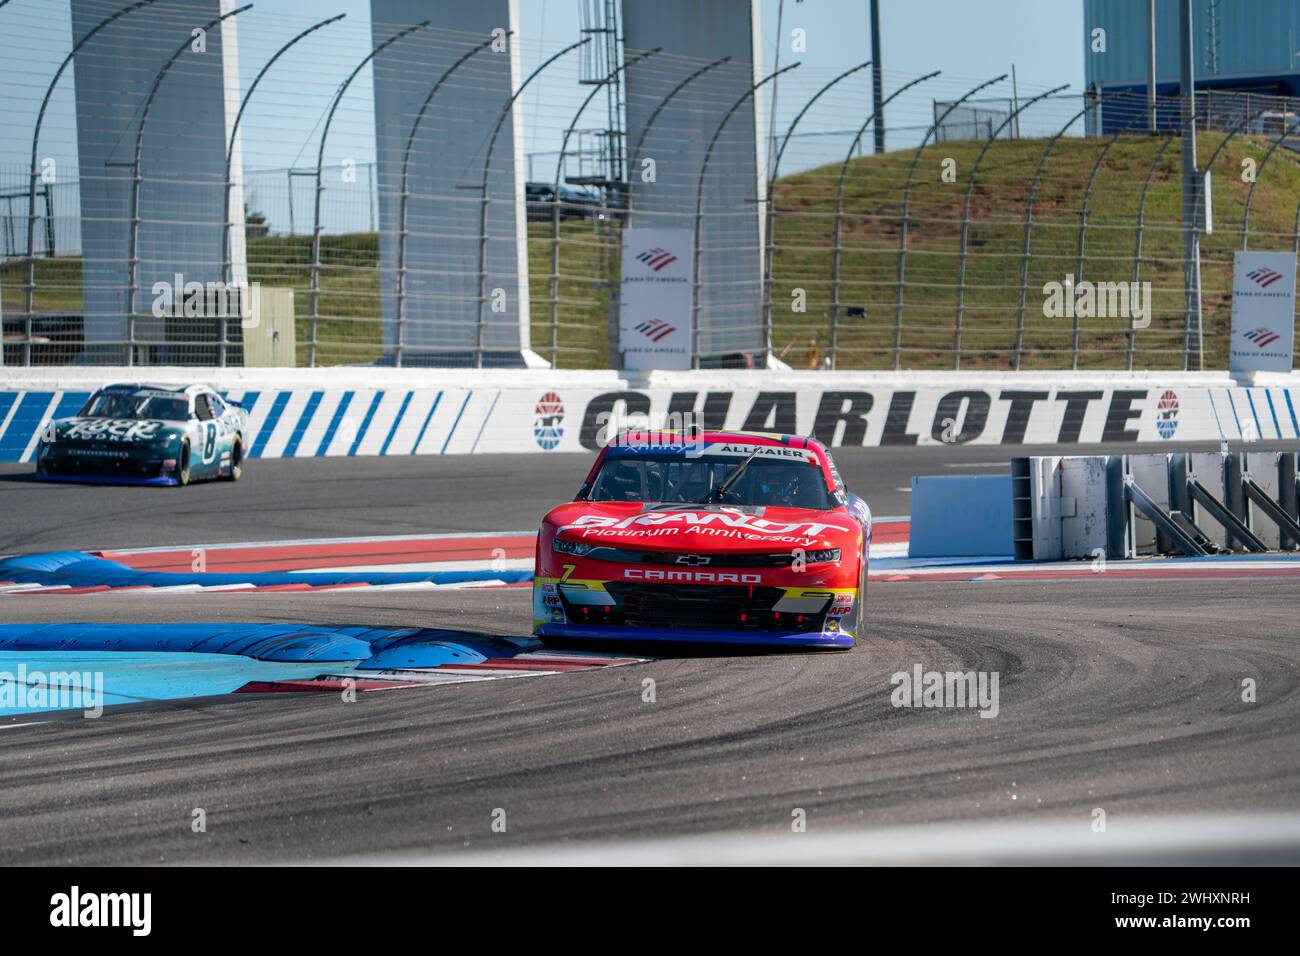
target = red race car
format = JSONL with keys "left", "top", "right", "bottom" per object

{"left": 533, "top": 429, "right": 872, "bottom": 649}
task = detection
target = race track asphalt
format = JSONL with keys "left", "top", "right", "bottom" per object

{"left": 0, "top": 438, "right": 1297, "bottom": 864}
{"left": 0, "top": 579, "right": 1296, "bottom": 864}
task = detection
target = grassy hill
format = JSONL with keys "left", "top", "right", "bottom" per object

{"left": 768, "top": 130, "right": 1300, "bottom": 370}
{"left": 5, "top": 131, "right": 1299, "bottom": 369}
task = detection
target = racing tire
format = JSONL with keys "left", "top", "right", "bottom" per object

{"left": 853, "top": 549, "right": 868, "bottom": 643}
{"left": 224, "top": 436, "right": 244, "bottom": 481}
{"left": 176, "top": 440, "right": 191, "bottom": 487}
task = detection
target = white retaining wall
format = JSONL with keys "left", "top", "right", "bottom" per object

{"left": 1, "top": 368, "right": 1298, "bottom": 462}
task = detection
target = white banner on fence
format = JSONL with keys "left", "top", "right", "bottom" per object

{"left": 619, "top": 228, "right": 693, "bottom": 371}
{"left": 1229, "top": 250, "right": 1296, "bottom": 373}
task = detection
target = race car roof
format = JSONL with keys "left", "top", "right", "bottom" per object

{"left": 608, "top": 429, "right": 815, "bottom": 451}
{"left": 591, "top": 429, "right": 835, "bottom": 488}
{"left": 98, "top": 383, "right": 208, "bottom": 396}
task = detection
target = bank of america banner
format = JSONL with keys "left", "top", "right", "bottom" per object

{"left": 1230, "top": 251, "right": 1297, "bottom": 373}
{"left": 619, "top": 228, "right": 694, "bottom": 370}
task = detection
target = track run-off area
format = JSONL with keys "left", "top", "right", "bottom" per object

{"left": 0, "top": 440, "right": 1298, "bottom": 863}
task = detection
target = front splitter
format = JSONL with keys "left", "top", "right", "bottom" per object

{"left": 536, "top": 622, "right": 855, "bottom": 650}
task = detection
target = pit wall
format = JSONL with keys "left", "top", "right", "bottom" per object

{"left": 1, "top": 368, "right": 1297, "bottom": 462}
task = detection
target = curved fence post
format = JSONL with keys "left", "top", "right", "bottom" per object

{"left": 1291, "top": 192, "right": 1300, "bottom": 255}
{"left": 761, "top": 59, "right": 872, "bottom": 362}
{"left": 221, "top": 12, "right": 345, "bottom": 365}
{"left": 548, "top": 47, "right": 659, "bottom": 368}
{"left": 22, "top": 0, "right": 158, "bottom": 366}
{"left": 1240, "top": 118, "right": 1300, "bottom": 250}
{"left": 1013, "top": 93, "right": 1123, "bottom": 370}
{"left": 691, "top": 62, "right": 800, "bottom": 368}
{"left": 827, "top": 70, "right": 940, "bottom": 368}
{"left": 1069, "top": 129, "right": 1121, "bottom": 368}
{"left": 892, "top": 74, "right": 1006, "bottom": 370}
{"left": 474, "top": 38, "right": 588, "bottom": 369}
{"left": 617, "top": 55, "right": 730, "bottom": 367}
{"left": 1126, "top": 132, "right": 1176, "bottom": 370}
{"left": 126, "top": 4, "right": 252, "bottom": 367}
{"left": 309, "top": 19, "right": 430, "bottom": 368}
{"left": 626, "top": 56, "right": 732, "bottom": 219}
{"left": 952, "top": 84, "right": 1067, "bottom": 369}
{"left": 394, "top": 35, "right": 496, "bottom": 368}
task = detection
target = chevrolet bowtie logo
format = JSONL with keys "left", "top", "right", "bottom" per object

{"left": 674, "top": 554, "right": 711, "bottom": 566}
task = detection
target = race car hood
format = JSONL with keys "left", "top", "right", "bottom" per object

{"left": 544, "top": 500, "right": 859, "bottom": 554}
{"left": 50, "top": 418, "right": 183, "bottom": 445}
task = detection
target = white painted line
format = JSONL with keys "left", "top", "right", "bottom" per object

{"left": 335, "top": 671, "right": 496, "bottom": 686}
{"left": 868, "top": 542, "right": 909, "bottom": 559}
{"left": 353, "top": 582, "right": 442, "bottom": 592}
{"left": 425, "top": 668, "right": 557, "bottom": 679}
{"left": 19, "top": 392, "right": 62, "bottom": 463}
{"left": 104, "top": 529, "right": 537, "bottom": 556}
{"left": 292, "top": 558, "right": 531, "bottom": 575}
{"left": 0, "top": 395, "right": 22, "bottom": 446}
{"left": 316, "top": 813, "right": 1300, "bottom": 867}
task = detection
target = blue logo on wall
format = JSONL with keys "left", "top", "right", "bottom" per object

{"left": 533, "top": 392, "right": 564, "bottom": 450}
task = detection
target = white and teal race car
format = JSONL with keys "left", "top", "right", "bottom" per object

{"left": 35, "top": 383, "right": 249, "bottom": 486}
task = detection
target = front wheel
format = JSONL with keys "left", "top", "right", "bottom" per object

{"left": 176, "top": 440, "right": 191, "bottom": 487}
{"left": 224, "top": 436, "right": 243, "bottom": 481}
{"left": 853, "top": 550, "right": 868, "bottom": 642}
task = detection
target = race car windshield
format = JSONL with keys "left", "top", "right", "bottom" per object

{"left": 587, "top": 454, "right": 832, "bottom": 509}
{"left": 80, "top": 392, "right": 189, "bottom": 421}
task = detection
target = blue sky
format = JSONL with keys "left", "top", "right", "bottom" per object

{"left": 0, "top": 0, "right": 1083, "bottom": 220}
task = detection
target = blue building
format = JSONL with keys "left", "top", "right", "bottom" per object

{"left": 1084, "top": 0, "right": 1300, "bottom": 132}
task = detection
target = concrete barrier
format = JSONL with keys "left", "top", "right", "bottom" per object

{"left": 908, "top": 475, "right": 1013, "bottom": 558}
